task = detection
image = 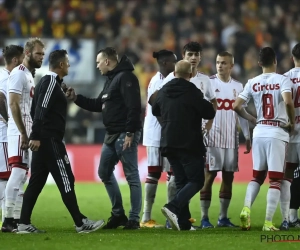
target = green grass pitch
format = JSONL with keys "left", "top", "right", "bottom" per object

{"left": 1, "top": 183, "right": 300, "bottom": 250}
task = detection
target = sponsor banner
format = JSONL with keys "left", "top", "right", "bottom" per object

{"left": 61, "top": 144, "right": 253, "bottom": 183}
{"left": 3, "top": 39, "right": 95, "bottom": 83}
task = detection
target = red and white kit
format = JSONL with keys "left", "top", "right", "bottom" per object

{"left": 0, "top": 68, "right": 10, "bottom": 178}
{"left": 239, "top": 73, "right": 292, "bottom": 178}
{"left": 7, "top": 64, "right": 34, "bottom": 167}
{"left": 284, "top": 68, "right": 300, "bottom": 167}
{"left": 143, "top": 72, "right": 170, "bottom": 172}
{"left": 205, "top": 75, "right": 246, "bottom": 172}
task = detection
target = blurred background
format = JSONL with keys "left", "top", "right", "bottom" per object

{"left": 0, "top": 0, "right": 299, "bottom": 144}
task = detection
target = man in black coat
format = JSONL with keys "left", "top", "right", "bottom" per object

{"left": 67, "top": 47, "right": 142, "bottom": 229}
{"left": 152, "top": 60, "right": 215, "bottom": 230}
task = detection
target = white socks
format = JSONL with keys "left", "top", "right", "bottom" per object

{"left": 200, "top": 200, "right": 211, "bottom": 219}
{"left": 167, "top": 175, "right": 176, "bottom": 203}
{"left": 0, "top": 179, "right": 7, "bottom": 222}
{"left": 142, "top": 181, "right": 158, "bottom": 222}
{"left": 280, "top": 179, "right": 291, "bottom": 222}
{"left": 13, "top": 174, "right": 27, "bottom": 219}
{"left": 5, "top": 168, "right": 26, "bottom": 218}
{"left": 219, "top": 198, "right": 230, "bottom": 219}
{"left": 289, "top": 209, "right": 298, "bottom": 223}
{"left": 244, "top": 181, "right": 261, "bottom": 208}
{"left": 265, "top": 184, "right": 281, "bottom": 222}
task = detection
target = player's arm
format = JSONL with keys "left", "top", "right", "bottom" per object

{"left": 281, "top": 77, "right": 295, "bottom": 133}
{"left": 30, "top": 77, "right": 58, "bottom": 150}
{"left": 9, "top": 92, "right": 28, "bottom": 149}
{"left": 282, "top": 91, "right": 295, "bottom": 133}
{"left": 0, "top": 91, "right": 8, "bottom": 122}
{"left": 238, "top": 116, "right": 251, "bottom": 153}
{"left": 9, "top": 71, "right": 29, "bottom": 149}
{"left": 233, "top": 97, "right": 256, "bottom": 124}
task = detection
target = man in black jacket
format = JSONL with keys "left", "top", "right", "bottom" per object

{"left": 17, "top": 50, "right": 105, "bottom": 234}
{"left": 67, "top": 47, "right": 142, "bottom": 229}
{"left": 152, "top": 60, "right": 215, "bottom": 231}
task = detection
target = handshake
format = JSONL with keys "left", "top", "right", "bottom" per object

{"left": 62, "top": 83, "right": 77, "bottom": 101}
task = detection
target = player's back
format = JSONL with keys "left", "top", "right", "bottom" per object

{"left": 0, "top": 68, "right": 10, "bottom": 142}
{"left": 7, "top": 64, "right": 34, "bottom": 135}
{"left": 242, "top": 72, "right": 291, "bottom": 142}
{"left": 284, "top": 67, "right": 300, "bottom": 142}
{"left": 143, "top": 72, "right": 164, "bottom": 147}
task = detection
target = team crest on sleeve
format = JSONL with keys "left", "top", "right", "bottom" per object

{"left": 64, "top": 155, "right": 70, "bottom": 164}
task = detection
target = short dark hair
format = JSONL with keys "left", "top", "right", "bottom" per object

{"left": 153, "top": 50, "right": 174, "bottom": 62}
{"left": 258, "top": 47, "right": 276, "bottom": 67}
{"left": 292, "top": 43, "right": 300, "bottom": 61}
{"left": 97, "top": 47, "right": 118, "bottom": 61}
{"left": 2, "top": 45, "right": 24, "bottom": 64}
{"left": 49, "top": 50, "right": 68, "bottom": 69}
{"left": 182, "top": 42, "right": 203, "bottom": 55}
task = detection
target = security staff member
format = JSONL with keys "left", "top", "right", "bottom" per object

{"left": 17, "top": 50, "right": 104, "bottom": 234}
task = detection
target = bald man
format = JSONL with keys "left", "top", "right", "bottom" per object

{"left": 152, "top": 60, "right": 215, "bottom": 231}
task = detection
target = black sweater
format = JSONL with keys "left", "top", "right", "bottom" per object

{"left": 75, "top": 55, "right": 142, "bottom": 134}
{"left": 152, "top": 78, "right": 215, "bottom": 156}
{"left": 30, "top": 73, "right": 67, "bottom": 141}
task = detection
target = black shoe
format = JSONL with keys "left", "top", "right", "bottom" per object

{"left": 1, "top": 218, "right": 17, "bottom": 233}
{"left": 123, "top": 220, "right": 140, "bottom": 230}
{"left": 103, "top": 213, "right": 128, "bottom": 229}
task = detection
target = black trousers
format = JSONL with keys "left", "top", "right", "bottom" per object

{"left": 166, "top": 151, "right": 205, "bottom": 230}
{"left": 290, "top": 176, "right": 300, "bottom": 209}
{"left": 20, "top": 138, "right": 85, "bottom": 226}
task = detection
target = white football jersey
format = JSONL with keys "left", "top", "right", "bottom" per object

{"left": 239, "top": 73, "right": 292, "bottom": 142}
{"left": 284, "top": 67, "right": 300, "bottom": 143}
{"left": 0, "top": 68, "right": 10, "bottom": 142}
{"left": 205, "top": 74, "right": 243, "bottom": 148}
{"left": 159, "top": 71, "right": 216, "bottom": 101}
{"left": 143, "top": 72, "right": 164, "bottom": 147}
{"left": 7, "top": 64, "right": 34, "bottom": 136}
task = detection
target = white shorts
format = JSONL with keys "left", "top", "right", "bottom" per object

{"left": 7, "top": 135, "right": 31, "bottom": 167}
{"left": 0, "top": 142, "right": 11, "bottom": 179}
{"left": 286, "top": 143, "right": 300, "bottom": 164}
{"left": 146, "top": 146, "right": 171, "bottom": 172}
{"left": 206, "top": 147, "right": 238, "bottom": 172}
{"left": 252, "top": 137, "right": 286, "bottom": 179}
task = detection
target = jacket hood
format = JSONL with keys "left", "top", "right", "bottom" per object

{"left": 163, "top": 78, "right": 195, "bottom": 98}
{"left": 105, "top": 55, "right": 134, "bottom": 77}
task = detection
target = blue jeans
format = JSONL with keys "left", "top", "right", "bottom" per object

{"left": 98, "top": 131, "right": 142, "bottom": 221}
{"left": 166, "top": 151, "right": 205, "bottom": 229}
